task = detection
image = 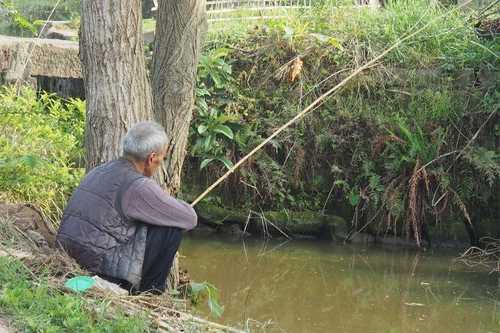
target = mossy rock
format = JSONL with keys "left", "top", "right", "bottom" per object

{"left": 194, "top": 202, "right": 248, "bottom": 225}
{"left": 194, "top": 202, "right": 346, "bottom": 239}
{"left": 263, "top": 210, "right": 346, "bottom": 236}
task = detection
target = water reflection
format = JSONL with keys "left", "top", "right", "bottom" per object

{"left": 180, "top": 235, "right": 499, "bottom": 333}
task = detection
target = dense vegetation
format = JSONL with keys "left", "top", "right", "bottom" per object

{"left": 186, "top": 1, "right": 499, "bottom": 245}
{"left": 0, "top": 88, "right": 84, "bottom": 224}
{"left": 0, "top": 0, "right": 80, "bottom": 36}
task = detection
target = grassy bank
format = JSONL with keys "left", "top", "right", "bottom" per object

{"left": 0, "top": 213, "right": 229, "bottom": 332}
{"left": 0, "top": 218, "right": 152, "bottom": 332}
{"left": 0, "top": 256, "right": 151, "bottom": 332}
{"left": 185, "top": 0, "right": 499, "bottom": 244}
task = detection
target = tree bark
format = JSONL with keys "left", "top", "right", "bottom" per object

{"left": 152, "top": 0, "right": 207, "bottom": 290}
{"left": 152, "top": 0, "right": 207, "bottom": 195}
{"left": 80, "top": 0, "right": 152, "bottom": 170}
{"left": 81, "top": 0, "right": 205, "bottom": 291}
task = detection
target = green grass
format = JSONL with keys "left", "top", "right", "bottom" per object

{"left": 142, "top": 18, "right": 155, "bottom": 33}
{"left": 0, "top": 256, "right": 151, "bottom": 332}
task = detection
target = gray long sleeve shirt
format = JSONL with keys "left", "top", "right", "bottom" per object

{"left": 121, "top": 177, "right": 197, "bottom": 230}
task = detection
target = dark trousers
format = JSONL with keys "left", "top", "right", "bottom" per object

{"left": 101, "top": 225, "right": 182, "bottom": 294}
{"left": 139, "top": 225, "right": 182, "bottom": 293}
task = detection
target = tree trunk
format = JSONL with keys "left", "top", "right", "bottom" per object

{"left": 81, "top": 0, "right": 205, "bottom": 291}
{"left": 152, "top": 0, "right": 207, "bottom": 290}
{"left": 80, "top": 0, "right": 152, "bottom": 170}
{"left": 152, "top": 0, "right": 207, "bottom": 195}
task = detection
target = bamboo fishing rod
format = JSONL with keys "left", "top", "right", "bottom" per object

{"left": 191, "top": 0, "right": 474, "bottom": 207}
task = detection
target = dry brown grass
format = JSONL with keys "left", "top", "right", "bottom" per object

{"left": 408, "top": 159, "right": 423, "bottom": 246}
{"left": 288, "top": 57, "right": 303, "bottom": 82}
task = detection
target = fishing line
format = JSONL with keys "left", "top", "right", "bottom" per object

{"left": 13, "top": 0, "right": 62, "bottom": 90}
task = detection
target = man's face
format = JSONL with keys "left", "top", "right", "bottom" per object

{"left": 143, "top": 146, "right": 168, "bottom": 177}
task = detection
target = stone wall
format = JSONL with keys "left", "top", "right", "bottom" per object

{"left": 0, "top": 34, "right": 81, "bottom": 83}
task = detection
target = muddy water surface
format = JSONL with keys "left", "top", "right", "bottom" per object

{"left": 180, "top": 235, "right": 499, "bottom": 333}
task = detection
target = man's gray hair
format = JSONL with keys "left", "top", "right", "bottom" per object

{"left": 122, "top": 121, "right": 168, "bottom": 161}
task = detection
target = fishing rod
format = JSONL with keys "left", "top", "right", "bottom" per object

{"left": 190, "top": 0, "right": 474, "bottom": 207}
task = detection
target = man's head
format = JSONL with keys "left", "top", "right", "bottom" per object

{"left": 122, "top": 121, "right": 169, "bottom": 177}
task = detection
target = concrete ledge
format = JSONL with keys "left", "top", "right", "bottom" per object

{"left": 0, "top": 34, "right": 81, "bottom": 80}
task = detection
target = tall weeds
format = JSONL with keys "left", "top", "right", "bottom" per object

{"left": 186, "top": 0, "right": 499, "bottom": 245}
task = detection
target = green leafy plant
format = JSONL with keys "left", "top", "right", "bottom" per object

{"left": 0, "top": 0, "right": 37, "bottom": 36}
{"left": 198, "top": 48, "right": 233, "bottom": 90}
{"left": 191, "top": 47, "right": 242, "bottom": 171}
{"left": 188, "top": 281, "right": 224, "bottom": 318}
{"left": 384, "top": 117, "right": 443, "bottom": 174}
{"left": 464, "top": 146, "right": 500, "bottom": 187}
{"left": 192, "top": 107, "right": 238, "bottom": 170}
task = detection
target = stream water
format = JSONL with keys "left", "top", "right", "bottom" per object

{"left": 180, "top": 234, "right": 500, "bottom": 333}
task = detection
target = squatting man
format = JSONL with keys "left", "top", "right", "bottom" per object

{"left": 57, "top": 121, "right": 197, "bottom": 294}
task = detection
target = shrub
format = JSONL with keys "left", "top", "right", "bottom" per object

{"left": 0, "top": 86, "right": 85, "bottom": 224}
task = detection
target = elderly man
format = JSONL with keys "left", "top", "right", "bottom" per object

{"left": 57, "top": 121, "right": 197, "bottom": 294}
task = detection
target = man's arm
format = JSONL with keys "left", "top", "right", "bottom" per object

{"left": 122, "top": 178, "right": 197, "bottom": 230}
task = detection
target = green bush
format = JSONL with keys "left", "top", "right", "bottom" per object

{"left": 11, "top": 0, "right": 80, "bottom": 21}
{"left": 0, "top": 0, "right": 80, "bottom": 36}
{"left": 0, "top": 86, "right": 85, "bottom": 223}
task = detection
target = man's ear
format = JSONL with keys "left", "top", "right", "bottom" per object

{"left": 146, "top": 152, "right": 156, "bottom": 165}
